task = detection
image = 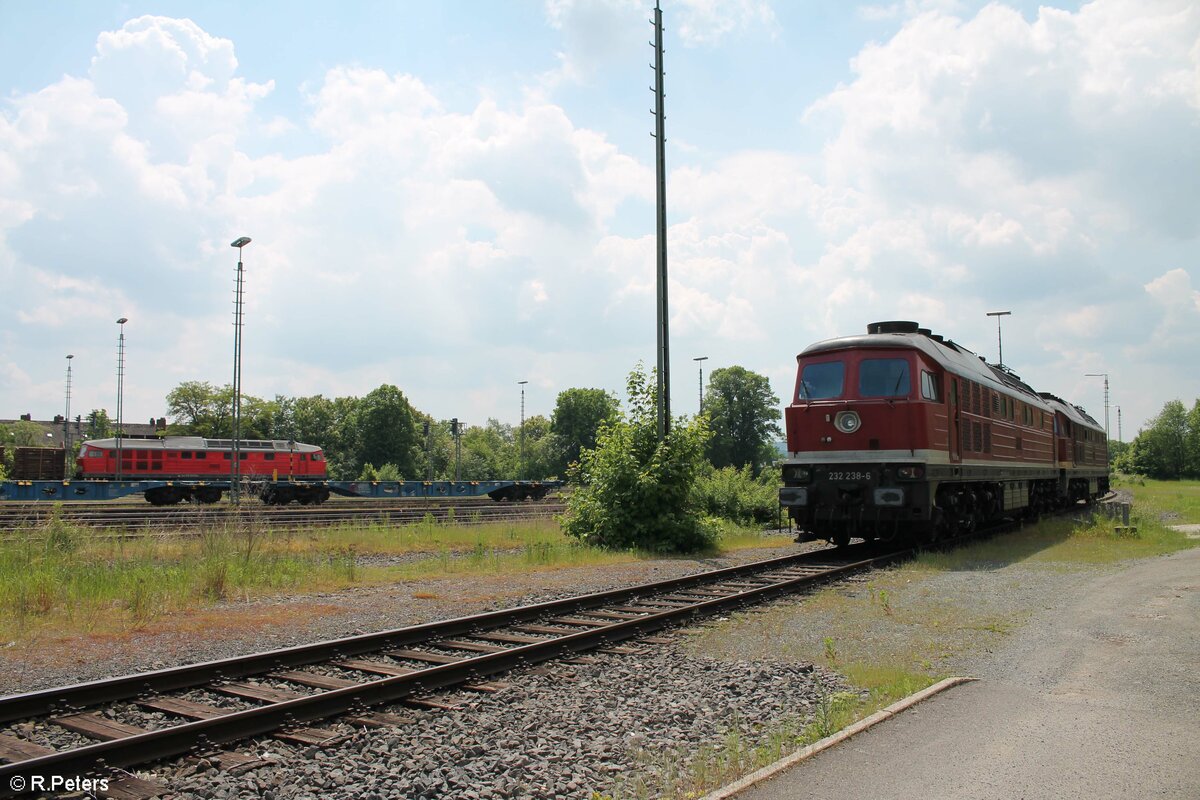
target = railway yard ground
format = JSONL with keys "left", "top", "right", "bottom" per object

{"left": 0, "top": 477, "right": 1197, "bottom": 798}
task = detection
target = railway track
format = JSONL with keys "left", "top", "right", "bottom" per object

{"left": 0, "top": 498, "right": 1111, "bottom": 796}
{"left": 0, "top": 499, "right": 565, "bottom": 535}
{"left": 0, "top": 543, "right": 909, "bottom": 798}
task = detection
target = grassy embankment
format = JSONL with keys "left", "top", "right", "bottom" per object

{"left": 612, "top": 478, "right": 1200, "bottom": 800}
{"left": 0, "top": 509, "right": 791, "bottom": 644}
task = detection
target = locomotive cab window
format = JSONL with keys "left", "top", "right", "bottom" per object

{"left": 859, "top": 358, "right": 910, "bottom": 398}
{"left": 920, "top": 370, "right": 941, "bottom": 401}
{"left": 181, "top": 451, "right": 193, "bottom": 459}
{"left": 798, "top": 361, "right": 844, "bottom": 400}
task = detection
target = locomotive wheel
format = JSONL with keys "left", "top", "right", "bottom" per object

{"left": 145, "top": 487, "right": 182, "bottom": 506}
{"left": 195, "top": 487, "right": 222, "bottom": 505}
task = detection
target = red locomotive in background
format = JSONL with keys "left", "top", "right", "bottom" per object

{"left": 780, "top": 321, "right": 1108, "bottom": 546}
{"left": 76, "top": 436, "right": 328, "bottom": 504}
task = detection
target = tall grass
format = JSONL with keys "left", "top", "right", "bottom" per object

{"left": 0, "top": 509, "right": 785, "bottom": 642}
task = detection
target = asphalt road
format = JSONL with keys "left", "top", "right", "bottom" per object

{"left": 731, "top": 547, "right": 1200, "bottom": 800}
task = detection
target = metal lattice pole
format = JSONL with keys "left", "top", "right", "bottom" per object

{"left": 64, "top": 354, "right": 74, "bottom": 465}
{"left": 115, "top": 318, "right": 127, "bottom": 482}
{"left": 518, "top": 381, "right": 528, "bottom": 480}
{"left": 230, "top": 237, "right": 251, "bottom": 504}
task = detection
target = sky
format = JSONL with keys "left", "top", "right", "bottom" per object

{"left": 1, "top": 0, "right": 1197, "bottom": 441}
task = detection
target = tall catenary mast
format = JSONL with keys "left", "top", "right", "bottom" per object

{"left": 652, "top": 0, "right": 671, "bottom": 439}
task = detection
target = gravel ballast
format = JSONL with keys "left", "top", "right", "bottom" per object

{"left": 2, "top": 536, "right": 1171, "bottom": 798}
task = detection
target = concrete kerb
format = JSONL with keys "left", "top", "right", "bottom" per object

{"left": 699, "top": 675, "right": 978, "bottom": 800}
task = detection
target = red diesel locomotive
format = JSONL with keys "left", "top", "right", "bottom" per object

{"left": 780, "top": 321, "right": 1108, "bottom": 546}
{"left": 76, "top": 436, "right": 328, "bottom": 504}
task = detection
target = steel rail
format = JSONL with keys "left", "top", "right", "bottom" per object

{"left": 0, "top": 502, "right": 565, "bottom": 536}
{"left": 0, "top": 547, "right": 869, "bottom": 722}
{"left": 0, "top": 547, "right": 898, "bottom": 790}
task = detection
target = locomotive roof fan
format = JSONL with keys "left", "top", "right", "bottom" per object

{"left": 867, "top": 320, "right": 920, "bottom": 334}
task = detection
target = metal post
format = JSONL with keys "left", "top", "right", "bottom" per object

{"left": 1085, "top": 373, "right": 1110, "bottom": 440}
{"left": 64, "top": 354, "right": 74, "bottom": 465}
{"left": 518, "top": 380, "right": 528, "bottom": 480}
{"left": 693, "top": 356, "right": 708, "bottom": 414}
{"left": 652, "top": 0, "right": 671, "bottom": 439}
{"left": 424, "top": 419, "right": 433, "bottom": 481}
{"left": 986, "top": 311, "right": 1011, "bottom": 367}
{"left": 451, "top": 418, "right": 462, "bottom": 482}
{"left": 115, "top": 318, "right": 127, "bottom": 482}
{"left": 230, "top": 237, "right": 251, "bottom": 504}
{"left": 1116, "top": 405, "right": 1122, "bottom": 444}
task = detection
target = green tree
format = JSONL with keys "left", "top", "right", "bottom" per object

{"left": 1123, "top": 400, "right": 1189, "bottom": 479}
{"left": 562, "top": 365, "right": 716, "bottom": 553}
{"left": 85, "top": 410, "right": 113, "bottom": 439}
{"left": 1, "top": 420, "right": 54, "bottom": 447}
{"left": 165, "top": 381, "right": 231, "bottom": 436}
{"left": 459, "top": 419, "right": 516, "bottom": 480}
{"left": 517, "top": 414, "right": 556, "bottom": 480}
{"left": 348, "top": 384, "right": 421, "bottom": 479}
{"left": 550, "top": 387, "right": 620, "bottom": 477}
{"left": 1187, "top": 400, "right": 1200, "bottom": 478}
{"left": 703, "top": 365, "right": 782, "bottom": 475}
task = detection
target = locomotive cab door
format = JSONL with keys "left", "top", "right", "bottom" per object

{"left": 949, "top": 377, "right": 962, "bottom": 463}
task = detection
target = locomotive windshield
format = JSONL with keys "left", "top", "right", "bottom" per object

{"left": 859, "top": 358, "right": 911, "bottom": 398}
{"left": 798, "top": 361, "right": 844, "bottom": 400}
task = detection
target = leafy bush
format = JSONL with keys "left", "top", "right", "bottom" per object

{"left": 693, "top": 465, "right": 780, "bottom": 524}
{"left": 357, "top": 462, "right": 404, "bottom": 481}
{"left": 562, "top": 366, "right": 718, "bottom": 553}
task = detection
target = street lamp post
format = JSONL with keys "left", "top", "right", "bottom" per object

{"left": 517, "top": 380, "right": 529, "bottom": 480}
{"left": 986, "top": 311, "right": 1012, "bottom": 367}
{"left": 230, "top": 236, "right": 251, "bottom": 504}
{"left": 64, "top": 354, "right": 74, "bottom": 465}
{"left": 1115, "top": 406, "right": 1122, "bottom": 444}
{"left": 693, "top": 356, "right": 708, "bottom": 414}
{"left": 1085, "top": 372, "right": 1110, "bottom": 440}
{"left": 115, "top": 318, "right": 128, "bottom": 482}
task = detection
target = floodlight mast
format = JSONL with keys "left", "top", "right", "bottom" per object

{"left": 986, "top": 311, "right": 1011, "bottom": 367}
{"left": 115, "top": 318, "right": 128, "bottom": 482}
{"left": 1085, "top": 372, "right": 1110, "bottom": 440}
{"left": 230, "top": 236, "right": 251, "bottom": 504}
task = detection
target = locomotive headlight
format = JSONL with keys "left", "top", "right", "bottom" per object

{"left": 896, "top": 465, "right": 925, "bottom": 480}
{"left": 834, "top": 411, "right": 861, "bottom": 434}
{"left": 783, "top": 465, "right": 812, "bottom": 483}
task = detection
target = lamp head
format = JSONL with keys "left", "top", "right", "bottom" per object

{"left": 231, "top": 236, "right": 251, "bottom": 248}
{"left": 116, "top": 317, "right": 128, "bottom": 325}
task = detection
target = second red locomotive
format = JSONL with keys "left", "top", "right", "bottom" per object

{"left": 780, "top": 321, "right": 1108, "bottom": 546}
{"left": 76, "top": 436, "right": 328, "bottom": 504}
